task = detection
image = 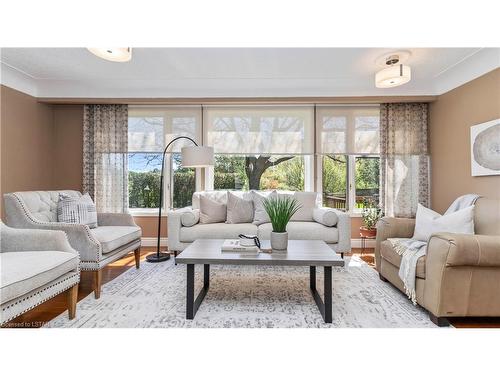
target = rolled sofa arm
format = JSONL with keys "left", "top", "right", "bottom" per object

{"left": 167, "top": 207, "right": 196, "bottom": 252}
{"left": 1, "top": 223, "right": 77, "bottom": 254}
{"left": 97, "top": 212, "right": 136, "bottom": 226}
{"left": 331, "top": 209, "right": 351, "bottom": 253}
{"left": 429, "top": 232, "right": 500, "bottom": 267}
{"left": 375, "top": 217, "right": 416, "bottom": 271}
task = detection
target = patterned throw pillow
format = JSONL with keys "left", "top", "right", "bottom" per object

{"left": 57, "top": 193, "right": 98, "bottom": 228}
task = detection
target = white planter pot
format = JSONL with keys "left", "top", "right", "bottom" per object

{"left": 270, "top": 231, "right": 288, "bottom": 251}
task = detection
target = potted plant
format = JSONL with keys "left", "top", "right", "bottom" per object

{"left": 263, "top": 195, "right": 301, "bottom": 250}
{"left": 360, "top": 197, "right": 383, "bottom": 238}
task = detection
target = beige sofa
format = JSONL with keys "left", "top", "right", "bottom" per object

{"left": 168, "top": 190, "right": 351, "bottom": 256}
{"left": 375, "top": 197, "right": 500, "bottom": 326}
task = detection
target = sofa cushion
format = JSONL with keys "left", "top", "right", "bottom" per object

{"left": 91, "top": 226, "right": 142, "bottom": 254}
{"left": 200, "top": 195, "right": 227, "bottom": 224}
{"left": 380, "top": 240, "right": 426, "bottom": 279}
{"left": 0, "top": 251, "right": 78, "bottom": 304}
{"left": 226, "top": 191, "right": 254, "bottom": 224}
{"left": 279, "top": 191, "right": 317, "bottom": 221}
{"left": 180, "top": 223, "right": 258, "bottom": 242}
{"left": 258, "top": 222, "right": 339, "bottom": 243}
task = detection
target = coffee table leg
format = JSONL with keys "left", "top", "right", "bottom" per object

{"left": 186, "top": 264, "right": 195, "bottom": 319}
{"left": 310, "top": 265, "right": 333, "bottom": 323}
{"left": 324, "top": 266, "right": 332, "bottom": 323}
{"left": 186, "top": 263, "right": 210, "bottom": 320}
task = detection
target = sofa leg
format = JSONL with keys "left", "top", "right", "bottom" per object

{"left": 340, "top": 252, "right": 344, "bottom": 259}
{"left": 379, "top": 273, "right": 388, "bottom": 282}
{"left": 174, "top": 251, "right": 178, "bottom": 265}
{"left": 429, "top": 312, "right": 449, "bottom": 327}
{"left": 134, "top": 248, "right": 141, "bottom": 269}
{"left": 94, "top": 269, "right": 102, "bottom": 299}
{"left": 67, "top": 284, "right": 78, "bottom": 319}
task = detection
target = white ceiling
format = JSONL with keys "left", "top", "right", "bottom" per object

{"left": 1, "top": 48, "right": 498, "bottom": 98}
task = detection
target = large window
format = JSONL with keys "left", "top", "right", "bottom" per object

{"left": 204, "top": 106, "right": 314, "bottom": 191}
{"left": 127, "top": 106, "right": 201, "bottom": 213}
{"left": 317, "top": 105, "right": 380, "bottom": 213}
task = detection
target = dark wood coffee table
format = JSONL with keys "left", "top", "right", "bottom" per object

{"left": 175, "top": 239, "right": 345, "bottom": 323}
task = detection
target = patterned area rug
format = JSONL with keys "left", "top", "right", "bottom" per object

{"left": 47, "top": 256, "right": 437, "bottom": 328}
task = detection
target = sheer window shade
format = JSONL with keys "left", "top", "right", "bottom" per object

{"left": 204, "top": 106, "right": 314, "bottom": 155}
{"left": 316, "top": 106, "right": 380, "bottom": 155}
{"left": 128, "top": 106, "right": 202, "bottom": 152}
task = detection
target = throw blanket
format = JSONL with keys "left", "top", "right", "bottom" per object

{"left": 388, "top": 194, "right": 480, "bottom": 304}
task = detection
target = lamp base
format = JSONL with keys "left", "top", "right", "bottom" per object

{"left": 146, "top": 252, "right": 171, "bottom": 263}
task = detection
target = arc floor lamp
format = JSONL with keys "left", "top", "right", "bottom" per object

{"left": 146, "top": 136, "right": 214, "bottom": 263}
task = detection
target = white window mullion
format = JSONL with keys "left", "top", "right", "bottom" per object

{"left": 348, "top": 155, "right": 356, "bottom": 213}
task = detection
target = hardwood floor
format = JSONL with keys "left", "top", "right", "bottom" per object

{"left": 2, "top": 247, "right": 499, "bottom": 328}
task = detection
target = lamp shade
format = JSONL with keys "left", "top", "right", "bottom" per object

{"left": 375, "top": 64, "right": 411, "bottom": 88}
{"left": 181, "top": 146, "right": 214, "bottom": 167}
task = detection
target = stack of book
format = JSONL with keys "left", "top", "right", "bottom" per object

{"left": 221, "top": 239, "right": 259, "bottom": 253}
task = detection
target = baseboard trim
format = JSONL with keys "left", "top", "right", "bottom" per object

{"left": 141, "top": 237, "right": 168, "bottom": 247}
{"left": 140, "top": 237, "right": 373, "bottom": 249}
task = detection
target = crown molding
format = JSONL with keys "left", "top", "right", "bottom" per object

{"left": 0, "top": 62, "right": 37, "bottom": 97}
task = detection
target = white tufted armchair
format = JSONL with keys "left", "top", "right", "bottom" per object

{"left": 4, "top": 191, "right": 142, "bottom": 299}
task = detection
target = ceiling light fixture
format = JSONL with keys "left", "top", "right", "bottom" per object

{"left": 375, "top": 54, "right": 411, "bottom": 88}
{"left": 87, "top": 48, "right": 132, "bottom": 62}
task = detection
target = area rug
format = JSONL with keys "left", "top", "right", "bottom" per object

{"left": 47, "top": 256, "right": 438, "bottom": 328}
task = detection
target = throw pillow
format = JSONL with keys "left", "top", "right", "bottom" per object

{"left": 251, "top": 190, "right": 278, "bottom": 225}
{"left": 290, "top": 191, "right": 317, "bottom": 221}
{"left": 180, "top": 209, "right": 200, "bottom": 227}
{"left": 312, "top": 207, "right": 338, "bottom": 227}
{"left": 412, "top": 203, "right": 475, "bottom": 242}
{"left": 57, "top": 192, "right": 98, "bottom": 228}
{"left": 199, "top": 195, "right": 227, "bottom": 224}
{"left": 226, "top": 192, "right": 254, "bottom": 224}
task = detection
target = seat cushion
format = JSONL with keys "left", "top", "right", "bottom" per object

{"left": 258, "top": 222, "right": 339, "bottom": 243}
{"left": 180, "top": 223, "right": 258, "bottom": 243}
{"left": 0, "top": 251, "right": 78, "bottom": 304}
{"left": 91, "top": 226, "right": 142, "bottom": 254}
{"left": 380, "top": 240, "right": 426, "bottom": 279}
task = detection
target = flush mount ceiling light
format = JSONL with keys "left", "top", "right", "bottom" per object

{"left": 87, "top": 48, "right": 132, "bottom": 62}
{"left": 375, "top": 54, "right": 411, "bottom": 88}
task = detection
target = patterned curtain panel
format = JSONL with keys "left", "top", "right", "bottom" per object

{"left": 380, "top": 103, "right": 429, "bottom": 218}
{"left": 83, "top": 105, "right": 129, "bottom": 213}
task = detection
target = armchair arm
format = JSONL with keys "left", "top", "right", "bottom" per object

{"left": 1, "top": 225, "right": 77, "bottom": 254}
{"left": 375, "top": 217, "right": 416, "bottom": 271}
{"left": 97, "top": 212, "right": 136, "bottom": 226}
{"left": 429, "top": 233, "right": 500, "bottom": 267}
{"left": 330, "top": 209, "right": 351, "bottom": 253}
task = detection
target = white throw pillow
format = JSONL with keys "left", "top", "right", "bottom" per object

{"left": 312, "top": 207, "right": 338, "bottom": 227}
{"left": 181, "top": 209, "right": 200, "bottom": 227}
{"left": 226, "top": 192, "right": 254, "bottom": 224}
{"left": 412, "top": 203, "right": 475, "bottom": 242}
{"left": 251, "top": 190, "right": 277, "bottom": 225}
{"left": 199, "top": 195, "right": 227, "bottom": 224}
{"left": 57, "top": 192, "right": 98, "bottom": 228}
{"left": 290, "top": 192, "right": 317, "bottom": 221}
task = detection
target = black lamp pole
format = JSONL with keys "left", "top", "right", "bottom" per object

{"left": 146, "top": 136, "right": 199, "bottom": 263}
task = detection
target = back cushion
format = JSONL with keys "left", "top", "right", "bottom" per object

{"left": 192, "top": 190, "right": 252, "bottom": 209}
{"left": 474, "top": 198, "right": 500, "bottom": 235}
{"left": 278, "top": 191, "right": 318, "bottom": 221}
{"left": 15, "top": 190, "right": 82, "bottom": 223}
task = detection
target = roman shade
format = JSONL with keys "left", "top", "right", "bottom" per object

{"left": 203, "top": 105, "right": 314, "bottom": 155}
{"left": 315, "top": 105, "right": 380, "bottom": 155}
{"left": 128, "top": 106, "right": 202, "bottom": 153}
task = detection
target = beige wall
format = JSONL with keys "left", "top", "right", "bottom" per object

{"left": 429, "top": 68, "right": 500, "bottom": 213}
{"left": 0, "top": 85, "right": 55, "bottom": 217}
